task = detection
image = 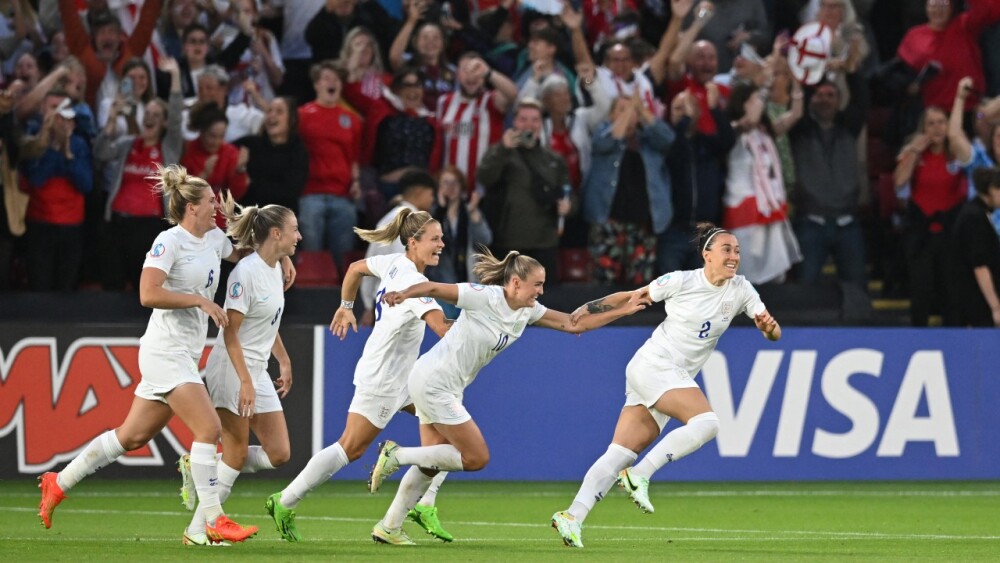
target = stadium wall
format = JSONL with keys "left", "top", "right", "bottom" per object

{"left": 2, "top": 324, "right": 996, "bottom": 481}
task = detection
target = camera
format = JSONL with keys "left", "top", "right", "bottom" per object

{"left": 517, "top": 130, "right": 536, "bottom": 146}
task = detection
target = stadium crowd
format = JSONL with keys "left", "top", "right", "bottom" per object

{"left": 1, "top": 0, "right": 1000, "bottom": 327}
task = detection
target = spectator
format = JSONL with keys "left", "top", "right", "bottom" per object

{"left": 276, "top": 0, "right": 325, "bottom": 102}
{"left": 16, "top": 57, "right": 96, "bottom": 139}
{"left": 93, "top": 56, "right": 184, "bottom": 291}
{"left": 12, "top": 51, "right": 41, "bottom": 91}
{"left": 97, "top": 57, "right": 153, "bottom": 134}
{"left": 154, "top": 0, "right": 204, "bottom": 60}
{"left": 666, "top": 2, "right": 731, "bottom": 134}
{"left": 182, "top": 65, "right": 264, "bottom": 142}
{"left": 37, "top": 29, "right": 70, "bottom": 72}
{"left": 948, "top": 166, "right": 1000, "bottom": 327}
{"left": 790, "top": 74, "right": 868, "bottom": 288}
{"left": 359, "top": 168, "right": 438, "bottom": 324}
{"left": 216, "top": 0, "right": 285, "bottom": 106}
{"left": 234, "top": 96, "right": 309, "bottom": 212}
{"left": 0, "top": 80, "right": 26, "bottom": 290}
{"left": 58, "top": 0, "right": 162, "bottom": 108}
{"left": 369, "top": 67, "right": 440, "bottom": 200}
{"left": 435, "top": 52, "right": 517, "bottom": 190}
{"left": 0, "top": 0, "right": 46, "bottom": 79}
{"left": 661, "top": 84, "right": 736, "bottom": 273}
{"left": 514, "top": 26, "right": 577, "bottom": 103}
{"left": 722, "top": 82, "right": 802, "bottom": 284}
{"left": 180, "top": 102, "right": 249, "bottom": 227}
{"left": 340, "top": 27, "right": 391, "bottom": 108}
{"left": 766, "top": 52, "right": 804, "bottom": 204}
{"left": 580, "top": 0, "right": 638, "bottom": 49}
{"left": 426, "top": 166, "right": 492, "bottom": 287}
{"left": 297, "top": 60, "right": 363, "bottom": 270}
{"left": 157, "top": 22, "right": 254, "bottom": 100}
{"left": 682, "top": 0, "right": 769, "bottom": 74}
{"left": 306, "top": 0, "right": 398, "bottom": 64}
{"left": 894, "top": 105, "right": 967, "bottom": 326}
{"left": 584, "top": 93, "right": 674, "bottom": 285}
{"left": 19, "top": 92, "right": 94, "bottom": 290}
{"left": 949, "top": 76, "right": 1000, "bottom": 236}
{"left": 477, "top": 98, "right": 570, "bottom": 277}
{"left": 388, "top": 14, "right": 456, "bottom": 111}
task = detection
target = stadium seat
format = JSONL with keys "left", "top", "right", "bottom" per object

{"left": 295, "top": 250, "right": 340, "bottom": 287}
{"left": 559, "top": 248, "right": 592, "bottom": 283}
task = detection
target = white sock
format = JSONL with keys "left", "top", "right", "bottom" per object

{"left": 631, "top": 412, "right": 720, "bottom": 479}
{"left": 567, "top": 443, "right": 637, "bottom": 523}
{"left": 241, "top": 445, "right": 275, "bottom": 474}
{"left": 395, "top": 445, "right": 464, "bottom": 471}
{"left": 188, "top": 461, "right": 241, "bottom": 535}
{"left": 57, "top": 430, "right": 125, "bottom": 491}
{"left": 416, "top": 471, "right": 448, "bottom": 507}
{"left": 383, "top": 466, "right": 433, "bottom": 529}
{"left": 190, "top": 442, "right": 224, "bottom": 524}
{"left": 280, "top": 442, "right": 349, "bottom": 509}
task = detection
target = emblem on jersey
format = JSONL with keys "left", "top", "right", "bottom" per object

{"left": 655, "top": 274, "right": 671, "bottom": 286}
{"left": 419, "top": 297, "right": 434, "bottom": 304}
{"left": 469, "top": 283, "right": 485, "bottom": 291}
{"left": 149, "top": 243, "right": 165, "bottom": 258}
{"left": 377, "top": 403, "right": 391, "bottom": 421}
{"left": 721, "top": 301, "right": 734, "bottom": 321}
{"left": 338, "top": 114, "right": 351, "bottom": 128}
{"left": 228, "top": 282, "right": 244, "bottom": 299}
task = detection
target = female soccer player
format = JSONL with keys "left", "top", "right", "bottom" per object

{"left": 366, "top": 249, "right": 650, "bottom": 544}
{"left": 266, "top": 208, "right": 456, "bottom": 544}
{"left": 550, "top": 222, "right": 781, "bottom": 548}
{"left": 181, "top": 195, "right": 301, "bottom": 544}
{"left": 37, "top": 165, "right": 284, "bottom": 544}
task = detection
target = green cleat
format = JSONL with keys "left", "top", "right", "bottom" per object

{"left": 407, "top": 504, "right": 454, "bottom": 542}
{"left": 372, "top": 521, "right": 416, "bottom": 545}
{"left": 617, "top": 467, "right": 655, "bottom": 513}
{"left": 368, "top": 440, "right": 401, "bottom": 493}
{"left": 177, "top": 454, "right": 196, "bottom": 511}
{"left": 265, "top": 492, "right": 302, "bottom": 542}
{"left": 551, "top": 511, "right": 583, "bottom": 548}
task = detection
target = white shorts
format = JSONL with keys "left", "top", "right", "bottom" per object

{"left": 135, "top": 347, "right": 204, "bottom": 403}
{"left": 408, "top": 372, "right": 469, "bottom": 425}
{"left": 348, "top": 388, "right": 412, "bottom": 429}
{"left": 204, "top": 347, "right": 283, "bottom": 416}
{"left": 624, "top": 351, "right": 700, "bottom": 432}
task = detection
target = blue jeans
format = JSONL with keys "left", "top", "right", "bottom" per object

{"left": 298, "top": 194, "right": 357, "bottom": 269}
{"left": 793, "top": 217, "right": 866, "bottom": 285}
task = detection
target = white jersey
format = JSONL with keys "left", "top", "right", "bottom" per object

{"left": 140, "top": 226, "right": 233, "bottom": 357}
{"left": 639, "top": 269, "right": 766, "bottom": 375}
{"left": 355, "top": 253, "right": 442, "bottom": 395}
{"left": 210, "top": 252, "right": 286, "bottom": 363}
{"left": 411, "top": 283, "right": 547, "bottom": 393}
{"left": 360, "top": 203, "right": 416, "bottom": 307}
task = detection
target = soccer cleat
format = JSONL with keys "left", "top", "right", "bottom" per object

{"left": 265, "top": 492, "right": 302, "bottom": 542}
{"left": 177, "top": 454, "right": 196, "bottom": 511}
{"left": 407, "top": 504, "right": 454, "bottom": 542}
{"left": 617, "top": 467, "right": 655, "bottom": 513}
{"left": 368, "top": 440, "right": 401, "bottom": 494}
{"left": 182, "top": 531, "right": 231, "bottom": 546}
{"left": 371, "top": 521, "right": 416, "bottom": 545}
{"left": 38, "top": 472, "right": 66, "bottom": 529}
{"left": 205, "top": 515, "right": 258, "bottom": 543}
{"left": 551, "top": 511, "right": 583, "bottom": 548}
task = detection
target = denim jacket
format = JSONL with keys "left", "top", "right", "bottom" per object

{"left": 582, "top": 119, "right": 675, "bottom": 234}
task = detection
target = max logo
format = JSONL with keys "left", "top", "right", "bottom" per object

{"left": 0, "top": 337, "right": 208, "bottom": 473}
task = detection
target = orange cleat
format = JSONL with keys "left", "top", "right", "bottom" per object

{"left": 205, "top": 515, "right": 259, "bottom": 544}
{"left": 38, "top": 472, "right": 66, "bottom": 529}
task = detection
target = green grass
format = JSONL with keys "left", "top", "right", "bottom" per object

{"left": 3, "top": 479, "right": 998, "bottom": 561}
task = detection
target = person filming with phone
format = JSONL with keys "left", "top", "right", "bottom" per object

{"left": 477, "top": 98, "right": 573, "bottom": 279}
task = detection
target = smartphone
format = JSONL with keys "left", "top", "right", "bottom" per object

{"left": 119, "top": 76, "right": 134, "bottom": 100}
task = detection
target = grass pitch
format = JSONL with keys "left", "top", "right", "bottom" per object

{"left": 2, "top": 479, "right": 998, "bottom": 561}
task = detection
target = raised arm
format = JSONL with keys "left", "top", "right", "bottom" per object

{"left": 668, "top": 1, "right": 714, "bottom": 81}
{"left": 389, "top": 1, "right": 423, "bottom": 71}
{"left": 949, "top": 77, "right": 974, "bottom": 164}
{"left": 648, "top": 0, "right": 692, "bottom": 85}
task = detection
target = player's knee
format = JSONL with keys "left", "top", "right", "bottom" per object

{"left": 462, "top": 449, "right": 490, "bottom": 471}
{"left": 192, "top": 423, "right": 222, "bottom": 446}
{"left": 339, "top": 437, "right": 371, "bottom": 462}
{"left": 268, "top": 446, "right": 291, "bottom": 467}
{"left": 689, "top": 411, "right": 720, "bottom": 444}
{"left": 225, "top": 451, "right": 248, "bottom": 470}
{"left": 118, "top": 432, "right": 153, "bottom": 452}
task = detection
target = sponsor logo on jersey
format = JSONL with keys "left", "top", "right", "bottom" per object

{"left": 655, "top": 274, "right": 671, "bottom": 286}
{"left": 149, "top": 243, "right": 165, "bottom": 258}
{"left": 229, "top": 282, "right": 244, "bottom": 299}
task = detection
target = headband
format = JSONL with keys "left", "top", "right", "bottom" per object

{"left": 701, "top": 228, "right": 727, "bottom": 252}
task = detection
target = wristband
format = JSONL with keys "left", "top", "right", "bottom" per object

{"left": 341, "top": 299, "right": 354, "bottom": 310}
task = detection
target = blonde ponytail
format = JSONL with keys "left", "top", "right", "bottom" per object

{"left": 472, "top": 247, "right": 542, "bottom": 285}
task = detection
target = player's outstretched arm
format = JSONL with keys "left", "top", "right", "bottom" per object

{"left": 536, "top": 294, "right": 651, "bottom": 334}
{"left": 569, "top": 288, "right": 651, "bottom": 325}
{"left": 383, "top": 282, "right": 459, "bottom": 306}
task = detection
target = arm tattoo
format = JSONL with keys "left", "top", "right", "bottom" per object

{"left": 585, "top": 298, "right": 614, "bottom": 314}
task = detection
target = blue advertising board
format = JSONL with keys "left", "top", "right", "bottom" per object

{"left": 320, "top": 327, "right": 998, "bottom": 481}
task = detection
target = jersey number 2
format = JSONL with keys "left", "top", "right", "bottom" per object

{"left": 698, "top": 321, "right": 711, "bottom": 339}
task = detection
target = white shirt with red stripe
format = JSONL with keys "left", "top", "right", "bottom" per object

{"left": 436, "top": 89, "right": 505, "bottom": 189}
{"left": 595, "top": 66, "right": 663, "bottom": 118}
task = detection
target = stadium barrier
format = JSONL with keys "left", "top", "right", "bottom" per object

{"left": 2, "top": 324, "right": 996, "bottom": 481}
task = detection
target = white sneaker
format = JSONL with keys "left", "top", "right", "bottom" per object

{"left": 371, "top": 521, "right": 416, "bottom": 546}
{"left": 618, "top": 467, "right": 655, "bottom": 513}
{"left": 551, "top": 511, "right": 583, "bottom": 548}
